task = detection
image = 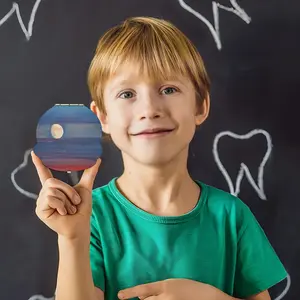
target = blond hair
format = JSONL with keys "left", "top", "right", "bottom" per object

{"left": 87, "top": 16, "right": 210, "bottom": 114}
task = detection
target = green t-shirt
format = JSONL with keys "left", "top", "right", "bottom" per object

{"left": 90, "top": 178, "right": 287, "bottom": 300}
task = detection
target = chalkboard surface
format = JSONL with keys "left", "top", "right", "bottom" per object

{"left": 0, "top": 1, "right": 299, "bottom": 299}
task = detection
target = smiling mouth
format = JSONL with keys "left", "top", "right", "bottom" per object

{"left": 131, "top": 128, "right": 174, "bottom": 136}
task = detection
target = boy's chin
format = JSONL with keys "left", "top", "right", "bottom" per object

{"left": 130, "top": 151, "right": 181, "bottom": 167}
{"left": 120, "top": 143, "right": 189, "bottom": 167}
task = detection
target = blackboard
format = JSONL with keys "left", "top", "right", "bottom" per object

{"left": 0, "top": 0, "right": 299, "bottom": 299}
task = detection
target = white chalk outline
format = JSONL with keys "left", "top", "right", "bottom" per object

{"left": 274, "top": 273, "right": 291, "bottom": 300}
{"left": 28, "top": 295, "right": 55, "bottom": 300}
{"left": 11, "top": 147, "right": 57, "bottom": 300}
{"left": 11, "top": 148, "right": 79, "bottom": 198}
{"left": 0, "top": 0, "right": 43, "bottom": 40}
{"left": 178, "top": 0, "right": 251, "bottom": 50}
{"left": 213, "top": 129, "right": 272, "bottom": 200}
{"left": 11, "top": 148, "right": 38, "bottom": 199}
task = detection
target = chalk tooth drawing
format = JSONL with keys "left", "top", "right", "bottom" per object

{"left": 11, "top": 148, "right": 55, "bottom": 298}
{"left": 11, "top": 148, "right": 62, "bottom": 300}
{"left": 214, "top": 130, "right": 291, "bottom": 298}
{"left": 0, "top": 0, "right": 43, "bottom": 40}
{"left": 11, "top": 148, "right": 38, "bottom": 199}
{"left": 213, "top": 129, "right": 272, "bottom": 200}
{"left": 11, "top": 148, "right": 79, "bottom": 198}
{"left": 178, "top": 0, "right": 251, "bottom": 50}
{"left": 28, "top": 295, "right": 55, "bottom": 300}
{"left": 274, "top": 273, "right": 291, "bottom": 300}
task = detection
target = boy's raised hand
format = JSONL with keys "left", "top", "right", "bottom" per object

{"left": 31, "top": 151, "right": 101, "bottom": 240}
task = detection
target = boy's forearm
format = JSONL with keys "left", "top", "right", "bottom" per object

{"left": 55, "top": 236, "right": 97, "bottom": 300}
{"left": 213, "top": 287, "right": 241, "bottom": 300}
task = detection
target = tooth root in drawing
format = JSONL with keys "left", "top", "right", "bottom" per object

{"left": 178, "top": 0, "right": 251, "bottom": 50}
{"left": 213, "top": 129, "right": 273, "bottom": 200}
{"left": 0, "top": 0, "right": 43, "bottom": 40}
{"left": 11, "top": 148, "right": 38, "bottom": 199}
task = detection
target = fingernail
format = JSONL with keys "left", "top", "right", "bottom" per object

{"left": 70, "top": 206, "right": 77, "bottom": 214}
{"left": 117, "top": 292, "right": 124, "bottom": 299}
{"left": 73, "top": 195, "right": 81, "bottom": 204}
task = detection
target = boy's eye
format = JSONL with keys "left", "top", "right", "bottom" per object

{"left": 119, "top": 91, "right": 134, "bottom": 99}
{"left": 118, "top": 87, "right": 178, "bottom": 98}
{"left": 161, "top": 87, "right": 177, "bottom": 95}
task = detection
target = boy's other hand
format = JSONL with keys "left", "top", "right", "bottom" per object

{"left": 31, "top": 151, "right": 101, "bottom": 240}
{"left": 118, "top": 278, "right": 235, "bottom": 300}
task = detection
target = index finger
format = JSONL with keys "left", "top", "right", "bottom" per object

{"left": 31, "top": 151, "right": 53, "bottom": 185}
{"left": 118, "top": 282, "right": 161, "bottom": 299}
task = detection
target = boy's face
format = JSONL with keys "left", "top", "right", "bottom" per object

{"left": 91, "top": 63, "right": 209, "bottom": 166}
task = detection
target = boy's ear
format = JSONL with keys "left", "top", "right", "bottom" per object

{"left": 195, "top": 93, "right": 210, "bottom": 126}
{"left": 90, "top": 101, "right": 110, "bottom": 134}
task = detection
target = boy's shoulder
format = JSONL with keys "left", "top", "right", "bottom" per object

{"left": 198, "top": 180, "right": 249, "bottom": 212}
{"left": 91, "top": 178, "right": 117, "bottom": 209}
{"left": 92, "top": 179, "right": 114, "bottom": 200}
{"left": 197, "top": 180, "right": 257, "bottom": 233}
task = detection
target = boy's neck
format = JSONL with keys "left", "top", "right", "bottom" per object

{"left": 116, "top": 151, "right": 200, "bottom": 216}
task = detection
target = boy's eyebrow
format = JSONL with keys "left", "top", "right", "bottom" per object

{"left": 107, "top": 77, "right": 188, "bottom": 93}
{"left": 107, "top": 79, "right": 131, "bottom": 93}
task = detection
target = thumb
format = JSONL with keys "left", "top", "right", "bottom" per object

{"left": 77, "top": 158, "right": 101, "bottom": 191}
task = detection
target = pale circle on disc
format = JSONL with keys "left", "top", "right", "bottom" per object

{"left": 51, "top": 123, "right": 64, "bottom": 139}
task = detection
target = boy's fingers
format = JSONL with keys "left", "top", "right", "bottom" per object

{"left": 36, "top": 195, "right": 67, "bottom": 217}
{"left": 45, "top": 196, "right": 67, "bottom": 216}
{"left": 31, "top": 151, "right": 53, "bottom": 185}
{"left": 77, "top": 158, "right": 101, "bottom": 191}
{"left": 47, "top": 188, "right": 78, "bottom": 215}
{"left": 44, "top": 179, "right": 81, "bottom": 206}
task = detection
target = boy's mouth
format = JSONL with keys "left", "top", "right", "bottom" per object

{"left": 131, "top": 128, "right": 174, "bottom": 136}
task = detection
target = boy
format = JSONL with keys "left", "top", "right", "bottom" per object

{"left": 32, "top": 16, "right": 287, "bottom": 300}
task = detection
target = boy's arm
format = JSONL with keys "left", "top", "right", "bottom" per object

{"left": 214, "top": 286, "right": 270, "bottom": 300}
{"left": 55, "top": 236, "right": 99, "bottom": 300}
{"left": 95, "top": 287, "right": 104, "bottom": 300}
{"left": 215, "top": 287, "right": 271, "bottom": 300}
{"left": 93, "top": 285, "right": 270, "bottom": 300}
{"left": 246, "top": 290, "right": 271, "bottom": 300}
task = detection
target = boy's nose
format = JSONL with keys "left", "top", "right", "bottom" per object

{"left": 137, "top": 95, "right": 164, "bottom": 120}
{"left": 139, "top": 109, "right": 162, "bottom": 120}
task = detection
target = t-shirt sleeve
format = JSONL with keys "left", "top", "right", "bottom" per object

{"left": 90, "top": 209, "right": 105, "bottom": 291}
{"left": 233, "top": 199, "right": 288, "bottom": 298}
